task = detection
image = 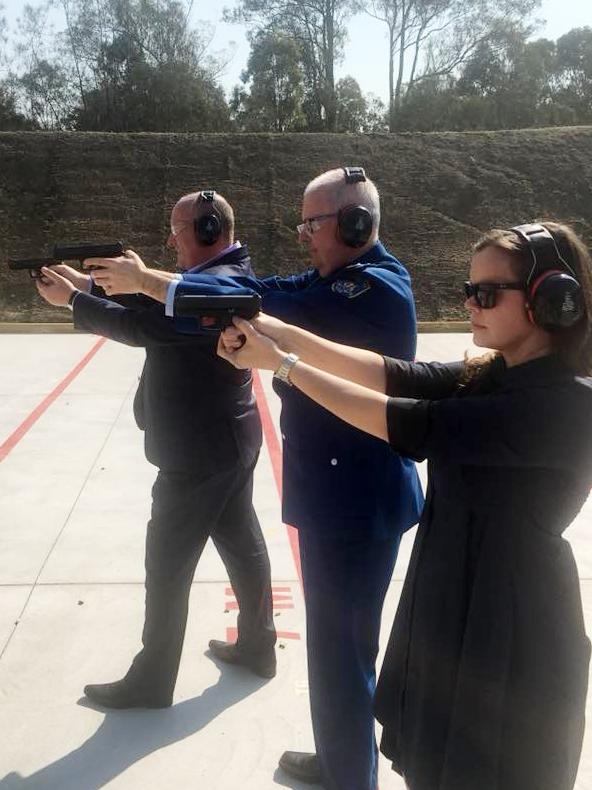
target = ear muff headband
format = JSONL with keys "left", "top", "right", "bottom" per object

{"left": 194, "top": 190, "right": 222, "bottom": 246}
{"left": 510, "top": 223, "right": 584, "bottom": 331}
{"left": 343, "top": 166, "right": 366, "bottom": 184}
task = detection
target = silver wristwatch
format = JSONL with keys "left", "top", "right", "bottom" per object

{"left": 274, "top": 353, "right": 299, "bottom": 386}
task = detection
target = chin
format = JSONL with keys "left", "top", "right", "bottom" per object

{"left": 471, "top": 327, "right": 489, "bottom": 347}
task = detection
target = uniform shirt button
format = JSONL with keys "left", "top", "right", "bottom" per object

{"left": 330, "top": 458, "right": 338, "bottom": 466}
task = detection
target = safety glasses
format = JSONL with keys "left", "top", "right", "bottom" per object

{"left": 464, "top": 281, "right": 525, "bottom": 309}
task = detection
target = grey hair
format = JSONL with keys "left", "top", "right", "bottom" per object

{"left": 304, "top": 168, "right": 381, "bottom": 239}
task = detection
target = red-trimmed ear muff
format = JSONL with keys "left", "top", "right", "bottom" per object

{"left": 526, "top": 269, "right": 584, "bottom": 331}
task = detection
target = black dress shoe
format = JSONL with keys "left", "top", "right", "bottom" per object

{"left": 208, "top": 639, "right": 276, "bottom": 679}
{"left": 83, "top": 679, "right": 172, "bottom": 710}
{"left": 279, "top": 751, "right": 322, "bottom": 784}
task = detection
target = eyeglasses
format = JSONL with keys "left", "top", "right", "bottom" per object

{"left": 170, "top": 220, "right": 193, "bottom": 238}
{"left": 464, "top": 281, "right": 525, "bottom": 309}
{"left": 296, "top": 212, "right": 338, "bottom": 235}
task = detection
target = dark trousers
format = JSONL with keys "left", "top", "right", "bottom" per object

{"left": 299, "top": 530, "right": 400, "bottom": 790}
{"left": 125, "top": 458, "right": 276, "bottom": 698}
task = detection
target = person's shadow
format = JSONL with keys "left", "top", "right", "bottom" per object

{"left": 0, "top": 660, "right": 272, "bottom": 790}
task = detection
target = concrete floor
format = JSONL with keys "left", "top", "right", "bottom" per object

{"left": 0, "top": 332, "right": 591, "bottom": 790}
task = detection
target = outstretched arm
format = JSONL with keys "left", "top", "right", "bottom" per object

{"left": 225, "top": 313, "right": 387, "bottom": 393}
{"left": 218, "top": 317, "right": 389, "bottom": 440}
{"left": 83, "top": 251, "right": 174, "bottom": 302}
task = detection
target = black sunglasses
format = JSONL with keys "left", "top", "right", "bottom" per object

{"left": 464, "top": 281, "right": 525, "bottom": 309}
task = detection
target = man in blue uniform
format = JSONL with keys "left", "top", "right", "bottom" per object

{"left": 35, "top": 190, "right": 276, "bottom": 709}
{"left": 85, "top": 168, "right": 423, "bottom": 790}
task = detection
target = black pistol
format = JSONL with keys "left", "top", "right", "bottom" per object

{"left": 7, "top": 257, "right": 61, "bottom": 279}
{"left": 8, "top": 242, "right": 125, "bottom": 279}
{"left": 175, "top": 293, "right": 262, "bottom": 332}
{"left": 53, "top": 242, "right": 125, "bottom": 270}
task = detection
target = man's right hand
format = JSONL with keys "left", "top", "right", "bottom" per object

{"left": 83, "top": 250, "right": 147, "bottom": 295}
{"left": 51, "top": 264, "right": 91, "bottom": 292}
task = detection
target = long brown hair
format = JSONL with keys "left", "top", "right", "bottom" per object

{"left": 464, "top": 221, "right": 592, "bottom": 379}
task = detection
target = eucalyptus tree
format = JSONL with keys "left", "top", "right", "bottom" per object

{"left": 227, "top": 0, "right": 357, "bottom": 131}
{"left": 364, "top": 0, "right": 540, "bottom": 130}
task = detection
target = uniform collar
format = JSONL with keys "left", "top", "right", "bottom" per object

{"left": 322, "top": 241, "right": 393, "bottom": 281}
{"left": 349, "top": 240, "right": 392, "bottom": 266}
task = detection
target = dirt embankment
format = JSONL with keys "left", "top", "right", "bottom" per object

{"left": 1, "top": 128, "right": 590, "bottom": 322}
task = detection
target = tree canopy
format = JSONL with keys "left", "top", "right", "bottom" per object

{"left": 0, "top": 0, "right": 589, "bottom": 133}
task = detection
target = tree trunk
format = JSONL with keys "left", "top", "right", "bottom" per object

{"left": 393, "top": 2, "right": 408, "bottom": 128}
{"left": 388, "top": 22, "right": 396, "bottom": 131}
{"left": 324, "top": 0, "right": 336, "bottom": 131}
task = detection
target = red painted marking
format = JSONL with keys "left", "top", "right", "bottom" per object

{"left": 226, "top": 627, "right": 300, "bottom": 642}
{"left": 225, "top": 585, "right": 292, "bottom": 595}
{"left": 225, "top": 601, "right": 294, "bottom": 611}
{"left": 0, "top": 337, "right": 107, "bottom": 464}
{"left": 252, "top": 370, "right": 302, "bottom": 583}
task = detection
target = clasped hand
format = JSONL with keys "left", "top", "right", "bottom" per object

{"left": 217, "top": 314, "right": 286, "bottom": 372}
{"left": 35, "top": 250, "right": 146, "bottom": 305}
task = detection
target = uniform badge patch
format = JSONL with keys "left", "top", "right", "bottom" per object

{"left": 331, "top": 279, "right": 371, "bottom": 299}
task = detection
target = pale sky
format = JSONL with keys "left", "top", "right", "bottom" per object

{"left": 1, "top": 0, "right": 590, "bottom": 102}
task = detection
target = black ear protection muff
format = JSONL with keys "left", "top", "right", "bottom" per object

{"left": 510, "top": 223, "right": 585, "bottom": 332}
{"left": 194, "top": 190, "right": 222, "bottom": 246}
{"left": 337, "top": 167, "right": 374, "bottom": 248}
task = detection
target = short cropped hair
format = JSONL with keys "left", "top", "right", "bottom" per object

{"left": 305, "top": 168, "right": 381, "bottom": 238}
{"left": 189, "top": 190, "right": 235, "bottom": 242}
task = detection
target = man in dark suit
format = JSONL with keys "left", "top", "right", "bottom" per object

{"left": 36, "top": 190, "right": 276, "bottom": 709}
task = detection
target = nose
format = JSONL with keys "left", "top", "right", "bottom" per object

{"left": 167, "top": 233, "right": 176, "bottom": 249}
{"left": 465, "top": 295, "right": 480, "bottom": 313}
{"left": 298, "top": 227, "right": 311, "bottom": 245}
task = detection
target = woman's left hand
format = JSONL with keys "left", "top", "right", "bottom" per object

{"left": 218, "top": 316, "right": 285, "bottom": 371}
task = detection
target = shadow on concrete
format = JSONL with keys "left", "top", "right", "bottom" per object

{"left": 0, "top": 668, "right": 269, "bottom": 790}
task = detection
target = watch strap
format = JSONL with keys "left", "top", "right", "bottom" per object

{"left": 274, "top": 352, "right": 299, "bottom": 386}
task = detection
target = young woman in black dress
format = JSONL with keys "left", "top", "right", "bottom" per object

{"left": 218, "top": 221, "right": 592, "bottom": 790}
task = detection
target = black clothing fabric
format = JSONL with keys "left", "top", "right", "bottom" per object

{"left": 375, "top": 354, "right": 592, "bottom": 790}
{"left": 72, "top": 246, "right": 274, "bottom": 693}
{"left": 75, "top": 246, "right": 262, "bottom": 473}
{"left": 125, "top": 458, "right": 274, "bottom": 698}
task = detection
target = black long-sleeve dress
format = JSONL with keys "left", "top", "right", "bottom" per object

{"left": 375, "top": 353, "right": 592, "bottom": 790}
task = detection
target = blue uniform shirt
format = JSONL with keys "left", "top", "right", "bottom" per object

{"left": 172, "top": 241, "right": 424, "bottom": 538}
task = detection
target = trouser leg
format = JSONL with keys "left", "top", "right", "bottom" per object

{"left": 210, "top": 458, "right": 276, "bottom": 654}
{"left": 126, "top": 469, "right": 234, "bottom": 697}
{"left": 299, "top": 530, "right": 400, "bottom": 790}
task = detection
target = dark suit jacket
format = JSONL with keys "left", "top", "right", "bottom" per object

{"left": 73, "top": 246, "right": 262, "bottom": 474}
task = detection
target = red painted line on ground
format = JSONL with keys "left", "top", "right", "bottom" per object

{"left": 0, "top": 337, "right": 107, "bottom": 464}
{"left": 225, "top": 585, "right": 292, "bottom": 595}
{"left": 252, "top": 370, "right": 302, "bottom": 584}
{"left": 226, "top": 627, "right": 301, "bottom": 642}
{"left": 225, "top": 601, "right": 294, "bottom": 611}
